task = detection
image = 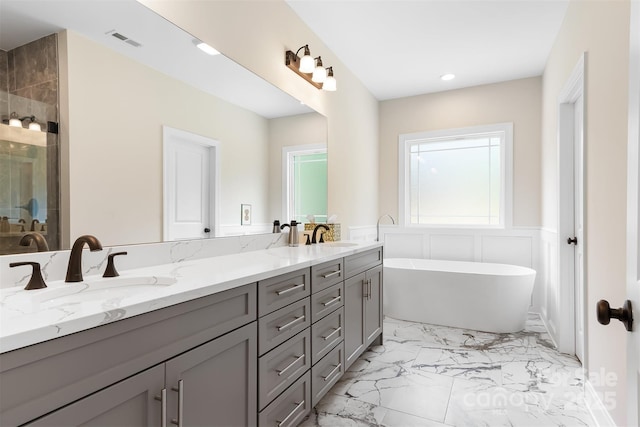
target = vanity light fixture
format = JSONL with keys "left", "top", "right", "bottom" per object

{"left": 323, "top": 67, "right": 336, "bottom": 92}
{"left": 285, "top": 45, "right": 337, "bottom": 91}
{"left": 7, "top": 112, "right": 41, "bottom": 131}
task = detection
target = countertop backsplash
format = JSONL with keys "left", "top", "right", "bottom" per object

{"left": 0, "top": 233, "right": 288, "bottom": 289}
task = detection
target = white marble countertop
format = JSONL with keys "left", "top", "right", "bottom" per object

{"left": 0, "top": 241, "right": 381, "bottom": 353}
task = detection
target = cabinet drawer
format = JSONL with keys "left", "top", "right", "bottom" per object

{"left": 259, "top": 329, "right": 311, "bottom": 411}
{"left": 344, "top": 247, "right": 383, "bottom": 278}
{"left": 311, "top": 259, "right": 343, "bottom": 293}
{"left": 258, "top": 268, "right": 311, "bottom": 316}
{"left": 311, "top": 342, "right": 344, "bottom": 407}
{"left": 311, "top": 282, "right": 344, "bottom": 323}
{"left": 311, "top": 307, "right": 344, "bottom": 365}
{"left": 259, "top": 371, "right": 311, "bottom": 427}
{"left": 258, "top": 298, "right": 311, "bottom": 355}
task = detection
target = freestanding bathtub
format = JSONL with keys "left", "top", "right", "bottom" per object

{"left": 383, "top": 258, "right": 536, "bottom": 333}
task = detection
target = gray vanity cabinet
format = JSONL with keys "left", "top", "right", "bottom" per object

{"left": 24, "top": 364, "right": 165, "bottom": 427}
{"left": 164, "top": 322, "right": 257, "bottom": 427}
{"left": 1, "top": 284, "right": 257, "bottom": 427}
{"left": 343, "top": 248, "right": 383, "bottom": 369}
{"left": 25, "top": 323, "right": 257, "bottom": 427}
{"left": 363, "top": 265, "right": 383, "bottom": 347}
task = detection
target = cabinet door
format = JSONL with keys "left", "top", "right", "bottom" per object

{"left": 364, "top": 265, "right": 383, "bottom": 346}
{"left": 165, "top": 322, "right": 257, "bottom": 427}
{"left": 25, "top": 365, "right": 164, "bottom": 426}
{"left": 344, "top": 273, "right": 365, "bottom": 368}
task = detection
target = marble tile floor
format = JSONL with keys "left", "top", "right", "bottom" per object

{"left": 301, "top": 314, "right": 596, "bottom": 427}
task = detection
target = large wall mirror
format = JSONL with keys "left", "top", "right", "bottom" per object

{"left": 0, "top": 0, "right": 328, "bottom": 254}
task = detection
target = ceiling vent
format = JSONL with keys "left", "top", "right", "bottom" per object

{"left": 106, "top": 30, "right": 142, "bottom": 48}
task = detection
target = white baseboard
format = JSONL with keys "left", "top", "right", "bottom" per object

{"left": 585, "top": 380, "right": 617, "bottom": 427}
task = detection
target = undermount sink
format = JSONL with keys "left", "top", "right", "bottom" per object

{"left": 321, "top": 242, "right": 359, "bottom": 247}
{"left": 11, "top": 275, "right": 177, "bottom": 308}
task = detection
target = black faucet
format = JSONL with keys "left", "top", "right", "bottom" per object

{"left": 65, "top": 235, "right": 103, "bottom": 282}
{"left": 19, "top": 232, "right": 49, "bottom": 252}
{"left": 311, "top": 224, "right": 330, "bottom": 244}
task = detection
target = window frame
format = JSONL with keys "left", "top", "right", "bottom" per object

{"left": 281, "top": 144, "right": 328, "bottom": 223}
{"left": 398, "top": 123, "right": 513, "bottom": 229}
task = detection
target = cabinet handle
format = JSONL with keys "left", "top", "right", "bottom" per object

{"left": 368, "top": 279, "right": 372, "bottom": 300}
{"left": 362, "top": 280, "right": 368, "bottom": 299}
{"left": 322, "top": 270, "right": 341, "bottom": 279}
{"left": 322, "top": 326, "right": 342, "bottom": 341}
{"left": 277, "top": 354, "right": 305, "bottom": 377}
{"left": 154, "top": 388, "right": 167, "bottom": 427}
{"left": 276, "top": 283, "right": 305, "bottom": 296}
{"left": 322, "top": 363, "right": 342, "bottom": 382}
{"left": 277, "top": 400, "right": 305, "bottom": 427}
{"left": 170, "top": 380, "right": 183, "bottom": 427}
{"left": 277, "top": 315, "right": 305, "bottom": 331}
{"left": 322, "top": 295, "right": 341, "bottom": 307}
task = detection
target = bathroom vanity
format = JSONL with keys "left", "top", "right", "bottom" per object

{"left": 0, "top": 242, "right": 383, "bottom": 426}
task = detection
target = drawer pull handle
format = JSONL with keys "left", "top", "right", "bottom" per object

{"left": 276, "top": 283, "right": 305, "bottom": 296}
{"left": 154, "top": 388, "right": 167, "bottom": 427}
{"left": 322, "top": 326, "right": 342, "bottom": 341}
{"left": 322, "top": 270, "right": 342, "bottom": 279}
{"left": 322, "top": 295, "right": 341, "bottom": 307}
{"left": 277, "top": 400, "right": 305, "bottom": 427}
{"left": 277, "top": 354, "right": 305, "bottom": 376}
{"left": 322, "top": 363, "right": 342, "bottom": 382}
{"left": 277, "top": 315, "right": 305, "bottom": 331}
{"left": 170, "top": 380, "right": 183, "bottom": 427}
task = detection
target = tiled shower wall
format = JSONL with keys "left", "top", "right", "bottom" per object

{"left": 0, "top": 33, "right": 60, "bottom": 254}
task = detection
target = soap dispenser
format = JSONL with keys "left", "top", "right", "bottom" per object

{"left": 280, "top": 220, "right": 299, "bottom": 247}
{"left": 272, "top": 220, "right": 281, "bottom": 233}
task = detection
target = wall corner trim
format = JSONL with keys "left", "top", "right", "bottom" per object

{"left": 585, "top": 380, "right": 617, "bottom": 427}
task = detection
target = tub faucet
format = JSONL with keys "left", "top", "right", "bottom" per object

{"left": 376, "top": 214, "right": 396, "bottom": 242}
{"left": 19, "top": 232, "right": 49, "bottom": 252}
{"left": 65, "top": 235, "right": 103, "bottom": 282}
{"left": 312, "top": 224, "right": 330, "bottom": 243}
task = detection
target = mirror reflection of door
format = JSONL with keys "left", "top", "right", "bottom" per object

{"left": 163, "top": 126, "right": 219, "bottom": 241}
{"left": 282, "top": 144, "right": 327, "bottom": 224}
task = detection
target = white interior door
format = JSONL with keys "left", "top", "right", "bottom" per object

{"left": 573, "top": 94, "right": 585, "bottom": 363}
{"left": 163, "top": 127, "right": 218, "bottom": 241}
{"left": 626, "top": 1, "right": 640, "bottom": 424}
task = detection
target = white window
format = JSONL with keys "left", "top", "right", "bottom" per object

{"left": 398, "top": 123, "right": 513, "bottom": 227}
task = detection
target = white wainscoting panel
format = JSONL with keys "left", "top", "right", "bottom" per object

{"left": 385, "top": 232, "right": 425, "bottom": 258}
{"left": 430, "top": 234, "right": 475, "bottom": 261}
{"left": 481, "top": 236, "right": 533, "bottom": 267}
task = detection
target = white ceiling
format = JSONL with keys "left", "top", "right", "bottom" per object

{"left": 286, "top": 0, "right": 570, "bottom": 100}
{"left": 0, "top": 0, "right": 312, "bottom": 118}
{"left": 1, "top": 1, "right": 570, "bottom": 109}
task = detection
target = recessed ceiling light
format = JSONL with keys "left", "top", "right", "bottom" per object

{"left": 440, "top": 73, "right": 456, "bottom": 81}
{"left": 194, "top": 39, "right": 220, "bottom": 56}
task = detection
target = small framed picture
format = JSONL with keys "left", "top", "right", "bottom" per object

{"left": 241, "top": 204, "right": 252, "bottom": 225}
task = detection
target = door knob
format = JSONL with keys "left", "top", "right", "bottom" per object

{"left": 567, "top": 237, "right": 578, "bottom": 245}
{"left": 204, "top": 227, "right": 211, "bottom": 233}
{"left": 596, "top": 299, "right": 633, "bottom": 331}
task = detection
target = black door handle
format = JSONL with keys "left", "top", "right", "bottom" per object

{"left": 567, "top": 237, "right": 578, "bottom": 245}
{"left": 204, "top": 228, "right": 211, "bottom": 233}
{"left": 597, "top": 300, "right": 633, "bottom": 331}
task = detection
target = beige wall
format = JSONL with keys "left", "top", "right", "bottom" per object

{"left": 268, "top": 113, "right": 327, "bottom": 222}
{"left": 379, "top": 77, "right": 542, "bottom": 227}
{"left": 541, "top": 1, "right": 630, "bottom": 423}
{"left": 139, "top": 0, "right": 380, "bottom": 234}
{"left": 61, "top": 30, "right": 271, "bottom": 246}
